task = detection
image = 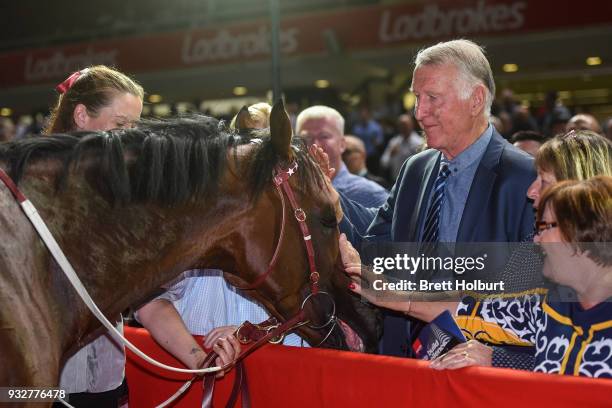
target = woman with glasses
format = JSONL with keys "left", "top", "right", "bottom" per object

{"left": 431, "top": 176, "right": 612, "bottom": 377}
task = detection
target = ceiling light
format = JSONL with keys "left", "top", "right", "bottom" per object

{"left": 152, "top": 104, "right": 171, "bottom": 117}
{"left": 315, "top": 79, "right": 330, "bottom": 88}
{"left": 403, "top": 92, "right": 416, "bottom": 110}
{"left": 0, "top": 107, "right": 12, "bottom": 117}
{"left": 148, "top": 94, "right": 162, "bottom": 103}
{"left": 586, "top": 56, "right": 602, "bottom": 66}
{"left": 502, "top": 64, "right": 518, "bottom": 73}
{"left": 233, "top": 86, "right": 248, "bottom": 96}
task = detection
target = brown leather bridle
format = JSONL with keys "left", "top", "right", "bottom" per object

{"left": 237, "top": 160, "right": 320, "bottom": 294}
{"left": 231, "top": 160, "right": 338, "bottom": 346}
{"left": 200, "top": 160, "right": 340, "bottom": 407}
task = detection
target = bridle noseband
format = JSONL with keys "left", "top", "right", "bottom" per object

{"left": 235, "top": 160, "right": 337, "bottom": 346}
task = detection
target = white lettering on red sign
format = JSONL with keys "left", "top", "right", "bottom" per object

{"left": 181, "top": 26, "right": 299, "bottom": 64}
{"left": 379, "top": 0, "right": 526, "bottom": 42}
{"left": 24, "top": 47, "right": 119, "bottom": 82}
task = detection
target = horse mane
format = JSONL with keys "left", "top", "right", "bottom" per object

{"left": 0, "top": 114, "right": 326, "bottom": 206}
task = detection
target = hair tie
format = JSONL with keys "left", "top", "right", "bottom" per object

{"left": 55, "top": 68, "right": 88, "bottom": 94}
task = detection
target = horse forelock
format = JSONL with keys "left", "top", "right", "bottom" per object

{"left": 245, "top": 136, "right": 327, "bottom": 202}
{"left": 0, "top": 114, "right": 326, "bottom": 207}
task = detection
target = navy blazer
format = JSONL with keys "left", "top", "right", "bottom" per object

{"left": 341, "top": 130, "right": 537, "bottom": 356}
{"left": 367, "top": 130, "right": 535, "bottom": 244}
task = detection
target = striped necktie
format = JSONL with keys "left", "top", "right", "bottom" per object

{"left": 422, "top": 163, "right": 451, "bottom": 243}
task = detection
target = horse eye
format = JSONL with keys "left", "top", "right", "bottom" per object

{"left": 320, "top": 217, "right": 338, "bottom": 229}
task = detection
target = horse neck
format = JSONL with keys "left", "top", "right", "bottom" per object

{"left": 20, "top": 173, "right": 239, "bottom": 344}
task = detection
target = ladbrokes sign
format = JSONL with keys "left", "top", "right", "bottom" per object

{"left": 379, "top": 1, "right": 526, "bottom": 42}
{"left": 181, "top": 27, "right": 299, "bottom": 64}
{"left": 0, "top": 0, "right": 606, "bottom": 87}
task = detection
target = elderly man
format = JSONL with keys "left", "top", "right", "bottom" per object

{"left": 339, "top": 39, "right": 536, "bottom": 358}
{"left": 296, "top": 105, "right": 388, "bottom": 208}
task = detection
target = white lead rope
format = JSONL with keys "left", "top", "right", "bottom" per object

{"left": 19, "top": 199, "right": 222, "bottom": 376}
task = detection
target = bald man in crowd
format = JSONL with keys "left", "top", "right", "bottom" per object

{"left": 566, "top": 113, "right": 602, "bottom": 134}
{"left": 343, "top": 135, "right": 390, "bottom": 189}
{"left": 296, "top": 105, "right": 389, "bottom": 208}
{"left": 605, "top": 117, "right": 612, "bottom": 142}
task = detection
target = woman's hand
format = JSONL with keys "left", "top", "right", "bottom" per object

{"left": 339, "top": 233, "right": 412, "bottom": 313}
{"left": 430, "top": 340, "right": 493, "bottom": 370}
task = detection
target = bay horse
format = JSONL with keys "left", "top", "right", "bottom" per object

{"left": 0, "top": 102, "right": 379, "bottom": 392}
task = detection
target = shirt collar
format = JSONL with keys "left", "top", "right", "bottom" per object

{"left": 443, "top": 125, "right": 492, "bottom": 173}
{"left": 333, "top": 163, "right": 350, "bottom": 182}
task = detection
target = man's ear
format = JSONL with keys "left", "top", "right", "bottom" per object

{"left": 73, "top": 104, "right": 89, "bottom": 130}
{"left": 471, "top": 85, "right": 487, "bottom": 116}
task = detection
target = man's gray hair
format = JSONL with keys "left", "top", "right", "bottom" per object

{"left": 414, "top": 39, "right": 495, "bottom": 117}
{"left": 296, "top": 105, "right": 345, "bottom": 137}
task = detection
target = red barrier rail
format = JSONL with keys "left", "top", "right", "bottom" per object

{"left": 125, "top": 327, "right": 611, "bottom": 407}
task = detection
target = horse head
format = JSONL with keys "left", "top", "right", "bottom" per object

{"left": 218, "top": 101, "right": 380, "bottom": 352}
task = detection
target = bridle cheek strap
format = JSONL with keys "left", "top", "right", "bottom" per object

{"left": 278, "top": 177, "right": 319, "bottom": 294}
{"left": 238, "top": 161, "right": 320, "bottom": 294}
{"left": 237, "top": 182, "right": 287, "bottom": 291}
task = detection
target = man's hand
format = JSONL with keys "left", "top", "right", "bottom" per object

{"left": 309, "top": 143, "right": 336, "bottom": 179}
{"left": 339, "top": 232, "right": 362, "bottom": 266}
{"left": 199, "top": 334, "right": 241, "bottom": 378}
{"left": 204, "top": 325, "right": 238, "bottom": 349}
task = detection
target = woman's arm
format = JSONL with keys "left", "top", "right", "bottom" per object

{"left": 340, "top": 233, "right": 460, "bottom": 322}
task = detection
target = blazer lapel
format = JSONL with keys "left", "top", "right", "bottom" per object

{"left": 408, "top": 152, "right": 441, "bottom": 241}
{"left": 457, "top": 132, "right": 504, "bottom": 242}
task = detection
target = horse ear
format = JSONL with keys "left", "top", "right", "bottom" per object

{"left": 234, "top": 105, "right": 250, "bottom": 131}
{"left": 270, "top": 100, "right": 294, "bottom": 161}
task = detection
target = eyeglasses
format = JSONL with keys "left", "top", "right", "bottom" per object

{"left": 535, "top": 221, "right": 558, "bottom": 235}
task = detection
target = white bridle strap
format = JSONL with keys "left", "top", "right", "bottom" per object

{"left": 19, "top": 199, "right": 221, "bottom": 375}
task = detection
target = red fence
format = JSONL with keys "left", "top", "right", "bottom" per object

{"left": 125, "top": 327, "right": 611, "bottom": 407}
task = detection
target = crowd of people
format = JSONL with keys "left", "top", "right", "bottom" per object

{"left": 2, "top": 37, "right": 611, "bottom": 407}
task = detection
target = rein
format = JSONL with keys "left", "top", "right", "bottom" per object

{"left": 0, "top": 167, "right": 223, "bottom": 377}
